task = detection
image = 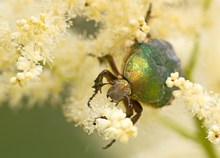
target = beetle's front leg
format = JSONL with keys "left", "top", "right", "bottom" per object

{"left": 92, "top": 69, "right": 117, "bottom": 93}
{"left": 87, "top": 69, "right": 117, "bottom": 107}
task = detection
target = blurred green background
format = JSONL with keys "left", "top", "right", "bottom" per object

{"left": 0, "top": 105, "right": 116, "bottom": 158}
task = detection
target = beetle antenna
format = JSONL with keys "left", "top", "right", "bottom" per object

{"left": 103, "top": 139, "right": 116, "bottom": 149}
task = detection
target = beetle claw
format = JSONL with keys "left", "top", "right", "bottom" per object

{"left": 115, "top": 101, "right": 120, "bottom": 106}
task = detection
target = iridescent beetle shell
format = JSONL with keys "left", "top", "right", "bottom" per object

{"left": 123, "top": 39, "right": 182, "bottom": 108}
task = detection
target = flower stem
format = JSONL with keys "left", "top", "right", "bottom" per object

{"left": 184, "top": 36, "right": 199, "bottom": 79}
{"left": 194, "top": 118, "right": 218, "bottom": 158}
{"left": 203, "top": 0, "right": 212, "bottom": 11}
{"left": 158, "top": 116, "right": 198, "bottom": 141}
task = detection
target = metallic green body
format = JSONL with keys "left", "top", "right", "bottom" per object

{"left": 123, "top": 39, "right": 182, "bottom": 108}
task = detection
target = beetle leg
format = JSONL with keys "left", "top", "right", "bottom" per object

{"left": 93, "top": 116, "right": 116, "bottom": 149}
{"left": 124, "top": 99, "right": 143, "bottom": 124}
{"left": 93, "top": 116, "right": 107, "bottom": 125}
{"left": 92, "top": 116, "right": 116, "bottom": 149}
{"left": 130, "top": 100, "right": 143, "bottom": 125}
{"left": 103, "top": 100, "right": 141, "bottom": 149}
{"left": 123, "top": 99, "right": 134, "bottom": 118}
{"left": 87, "top": 69, "right": 117, "bottom": 107}
{"left": 89, "top": 53, "right": 121, "bottom": 76}
{"left": 125, "top": 95, "right": 132, "bottom": 108}
{"left": 98, "top": 54, "right": 121, "bottom": 76}
{"left": 114, "top": 101, "right": 120, "bottom": 106}
{"left": 103, "top": 139, "right": 116, "bottom": 149}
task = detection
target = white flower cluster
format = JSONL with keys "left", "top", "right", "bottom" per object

{"left": 129, "top": 17, "right": 150, "bottom": 43}
{"left": 84, "top": 104, "right": 137, "bottom": 144}
{"left": 72, "top": 0, "right": 150, "bottom": 55}
{"left": 166, "top": 72, "right": 220, "bottom": 144}
{"left": 123, "top": 16, "right": 150, "bottom": 47}
{"left": 9, "top": 5, "right": 68, "bottom": 86}
{"left": 65, "top": 99, "right": 137, "bottom": 144}
{"left": 93, "top": 107, "right": 137, "bottom": 144}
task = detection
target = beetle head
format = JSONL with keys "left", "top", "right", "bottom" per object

{"left": 107, "top": 79, "right": 131, "bottom": 103}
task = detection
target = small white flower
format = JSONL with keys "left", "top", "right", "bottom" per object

{"left": 16, "top": 19, "right": 27, "bottom": 27}
{"left": 24, "top": 72, "right": 34, "bottom": 81}
{"left": 141, "top": 25, "right": 150, "bottom": 33}
{"left": 207, "top": 125, "right": 220, "bottom": 144}
{"left": 17, "top": 56, "right": 30, "bottom": 71}
{"left": 22, "top": 24, "right": 30, "bottom": 32}
{"left": 96, "top": 118, "right": 111, "bottom": 132}
{"left": 171, "top": 72, "right": 179, "bottom": 80}
{"left": 174, "top": 77, "right": 185, "bottom": 87}
{"left": 30, "top": 65, "right": 43, "bottom": 77}
{"left": 10, "top": 32, "right": 21, "bottom": 40}
{"left": 138, "top": 17, "right": 145, "bottom": 25}
{"left": 29, "top": 16, "right": 39, "bottom": 24}
{"left": 129, "top": 19, "right": 138, "bottom": 27}
{"left": 135, "top": 30, "right": 146, "bottom": 42}
{"left": 10, "top": 77, "right": 17, "bottom": 85}
{"left": 165, "top": 77, "right": 174, "bottom": 88}
{"left": 16, "top": 72, "right": 25, "bottom": 80}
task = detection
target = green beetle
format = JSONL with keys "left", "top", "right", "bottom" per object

{"left": 124, "top": 39, "right": 182, "bottom": 108}
{"left": 88, "top": 39, "right": 182, "bottom": 125}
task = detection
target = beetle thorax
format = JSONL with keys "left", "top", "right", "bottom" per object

{"left": 107, "top": 79, "right": 131, "bottom": 103}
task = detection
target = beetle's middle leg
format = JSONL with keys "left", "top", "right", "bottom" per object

{"left": 131, "top": 100, "right": 143, "bottom": 124}
{"left": 87, "top": 69, "right": 117, "bottom": 107}
{"left": 123, "top": 99, "right": 134, "bottom": 118}
{"left": 102, "top": 99, "right": 142, "bottom": 149}
{"left": 123, "top": 99, "right": 143, "bottom": 124}
{"left": 102, "top": 98, "right": 134, "bottom": 150}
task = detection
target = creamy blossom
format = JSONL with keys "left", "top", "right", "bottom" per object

{"left": 166, "top": 72, "right": 220, "bottom": 145}
{"left": 65, "top": 99, "right": 138, "bottom": 144}
{"left": 8, "top": 3, "right": 69, "bottom": 86}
